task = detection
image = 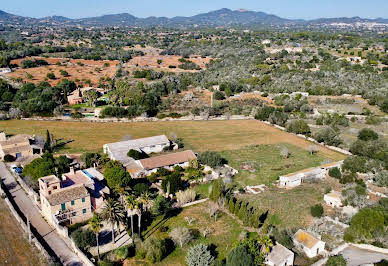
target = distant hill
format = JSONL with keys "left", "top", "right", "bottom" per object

{"left": 0, "top": 8, "right": 387, "bottom": 28}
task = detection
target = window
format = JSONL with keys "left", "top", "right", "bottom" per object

{"left": 82, "top": 197, "right": 85, "bottom": 203}
{"left": 72, "top": 212, "right": 76, "bottom": 217}
{"left": 61, "top": 203, "right": 66, "bottom": 211}
{"left": 71, "top": 200, "right": 75, "bottom": 205}
{"left": 53, "top": 186, "right": 57, "bottom": 189}
{"left": 82, "top": 209, "right": 87, "bottom": 214}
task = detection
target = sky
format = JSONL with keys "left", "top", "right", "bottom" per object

{"left": 2, "top": 0, "right": 388, "bottom": 20}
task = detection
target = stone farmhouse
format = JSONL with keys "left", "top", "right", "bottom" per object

{"left": 0, "top": 132, "right": 44, "bottom": 160}
{"left": 293, "top": 229, "right": 326, "bottom": 258}
{"left": 266, "top": 243, "right": 294, "bottom": 266}
{"left": 324, "top": 191, "right": 343, "bottom": 208}
{"left": 39, "top": 167, "right": 109, "bottom": 226}
{"left": 103, "top": 135, "right": 170, "bottom": 166}
{"left": 67, "top": 87, "right": 107, "bottom": 105}
{"left": 128, "top": 150, "right": 197, "bottom": 178}
{"left": 279, "top": 161, "right": 343, "bottom": 189}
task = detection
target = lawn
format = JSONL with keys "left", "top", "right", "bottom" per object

{"left": 240, "top": 183, "right": 327, "bottom": 229}
{"left": 0, "top": 120, "right": 345, "bottom": 161}
{"left": 221, "top": 143, "right": 329, "bottom": 186}
{"left": 0, "top": 199, "right": 46, "bottom": 266}
{"left": 125, "top": 202, "right": 243, "bottom": 265}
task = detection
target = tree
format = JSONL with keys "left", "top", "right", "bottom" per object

{"left": 71, "top": 228, "right": 96, "bottom": 250}
{"left": 358, "top": 128, "right": 379, "bottom": 141}
{"left": 209, "top": 179, "right": 224, "bottom": 202}
{"left": 344, "top": 207, "right": 385, "bottom": 243}
{"left": 103, "top": 160, "right": 131, "bottom": 189}
{"left": 328, "top": 167, "right": 342, "bottom": 179}
{"left": 102, "top": 198, "right": 125, "bottom": 243}
{"left": 213, "top": 91, "right": 225, "bottom": 100}
{"left": 307, "top": 145, "right": 319, "bottom": 155}
{"left": 46, "top": 72, "right": 56, "bottom": 80}
{"left": 280, "top": 147, "right": 290, "bottom": 159}
{"left": 151, "top": 194, "right": 171, "bottom": 216}
{"left": 127, "top": 149, "right": 146, "bottom": 160}
{"left": 310, "top": 204, "right": 324, "bottom": 217}
{"left": 161, "top": 171, "right": 182, "bottom": 195}
{"left": 326, "top": 255, "right": 347, "bottom": 266}
{"left": 3, "top": 154, "right": 15, "bottom": 162}
{"left": 169, "top": 227, "right": 193, "bottom": 248}
{"left": 89, "top": 213, "right": 103, "bottom": 260}
{"left": 208, "top": 201, "right": 220, "bottom": 222}
{"left": 44, "top": 129, "right": 52, "bottom": 152}
{"left": 342, "top": 156, "right": 367, "bottom": 173}
{"left": 140, "top": 236, "right": 166, "bottom": 263}
{"left": 313, "top": 127, "right": 342, "bottom": 146}
{"left": 126, "top": 195, "right": 139, "bottom": 240}
{"left": 286, "top": 120, "right": 310, "bottom": 135}
{"left": 226, "top": 245, "right": 254, "bottom": 266}
{"left": 186, "top": 243, "right": 214, "bottom": 266}
{"left": 55, "top": 155, "right": 70, "bottom": 177}
{"left": 197, "top": 151, "right": 226, "bottom": 168}
{"left": 23, "top": 153, "right": 55, "bottom": 181}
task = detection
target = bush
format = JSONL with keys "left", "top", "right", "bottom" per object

{"left": 326, "top": 255, "right": 347, "bottom": 266}
{"left": 127, "top": 149, "right": 147, "bottom": 160}
{"left": 114, "top": 245, "right": 129, "bottom": 261}
{"left": 169, "top": 227, "right": 193, "bottom": 248}
{"left": 176, "top": 189, "right": 196, "bottom": 205}
{"left": 198, "top": 151, "right": 226, "bottom": 168}
{"left": 101, "top": 106, "right": 127, "bottom": 118}
{"left": 133, "top": 183, "right": 149, "bottom": 195}
{"left": 161, "top": 171, "right": 183, "bottom": 194}
{"left": 328, "top": 167, "right": 342, "bottom": 179}
{"left": 186, "top": 243, "right": 214, "bottom": 266}
{"left": 310, "top": 204, "right": 324, "bottom": 217}
{"left": 213, "top": 91, "right": 225, "bottom": 100}
{"left": 46, "top": 72, "right": 56, "bottom": 80}
{"left": 3, "top": 154, "right": 15, "bottom": 162}
{"left": 358, "top": 128, "right": 379, "bottom": 141}
{"left": 138, "top": 237, "right": 166, "bottom": 263}
{"left": 313, "top": 127, "right": 342, "bottom": 146}
{"left": 151, "top": 194, "right": 171, "bottom": 216}
{"left": 286, "top": 120, "right": 310, "bottom": 135}
{"left": 342, "top": 156, "right": 367, "bottom": 173}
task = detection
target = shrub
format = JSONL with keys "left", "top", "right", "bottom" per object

{"left": 286, "top": 120, "right": 310, "bottom": 135}
{"left": 138, "top": 237, "right": 166, "bottom": 263}
{"left": 186, "top": 243, "right": 214, "bottom": 266}
{"left": 151, "top": 194, "right": 171, "bottom": 216}
{"left": 310, "top": 204, "right": 324, "bottom": 217}
{"left": 161, "top": 171, "right": 183, "bottom": 194}
{"left": 213, "top": 91, "right": 225, "bottom": 100}
{"left": 198, "top": 151, "right": 226, "bottom": 168}
{"left": 176, "top": 189, "right": 196, "bottom": 205}
{"left": 133, "top": 183, "right": 149, "bottom": 195}
{"left": 328, "top": 167, "right": 342, "bottom": 179}
{"left": 3, "top": 154, "right": 15, "bottom": 162}
{"left": 169, "top": 227, "right": 193, "bottom": 248}
{"left": 313, "top": 127, "right": 342, "bottom": 146}
{"left": 326, "top": 255, "right": 347, "bottom": 266}
{"left": 71, "top": 229, "right": 96, "bottom": 250}
{"left": 254, "top": 106, "right": 275, "bottom": 121}
{"left": 342, "top": 156, "right": 367, "bottom": 173}
{"left": 46, "top": 72, "right": 56, "bottom": 80}
{"left": 114, "top": 245, "right": 129, "bottom": 261}
{"left": 358, "top": 128, "right": 379, "bottom": 141}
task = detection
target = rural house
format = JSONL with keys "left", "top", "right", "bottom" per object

{"left": 293, "top": 229, "right": 325, "bottom": 258}
{"left": 0, "top": 132, "right": 44, "bottom": 160}
{"left": 266, "top": 243, "right": 294, "bottom": 266}
{"left": 129, "top": 150, "right": 197, "bottom": 178}
{"left": 103, "top": 135, "right": 170, "bottom": 166}
{"left": 39, "top": 175, "right": 92, "bottom": 226}
{"left": 279, "top": 173, "right": 303, "bottom": 188}
{"left": 324, "top": 191, "right": 343, "bottom": 208}
{"left": 67, "top": 87, "right": 106, "bottom": 105}
{"left": 39, "top": 167, "right": 108, "bottom": 226}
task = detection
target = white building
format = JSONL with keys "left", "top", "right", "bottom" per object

{"left": 0, "top": 68, "right": 11, "bottom": 74}
{"left": 103, "top": 135, "right": 170, "bottom": 165}
{"left": 324, "top": 191, "right": 343, "bottom": 208}
{"left": 293, "top": 229, "right": 325, "bottom": 258}
{"left": 279, "top": 173, "right": 302, "bottom": 188}
{"left": 266, "top": 243, "right": 294, "bottom": 266}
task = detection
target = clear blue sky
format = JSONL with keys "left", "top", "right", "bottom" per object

{"left": 2, "top": 0, "right": 387, "bottom": 19}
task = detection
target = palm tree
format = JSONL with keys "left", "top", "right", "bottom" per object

{"left": 126, "top": 195, "right": 139, "bottom": 240}
{"left": 140, "top": 192, "right": 153, "bottom": 211}
{"left": 102, "top": 198, "right": 125, "bottom": 243}
{"left": 89, "top": 213, "right": 103, "bottom": 260}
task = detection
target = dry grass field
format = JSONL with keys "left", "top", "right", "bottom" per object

{"left": 8, "top": 57, "right": 119, "bottom": 87}
{"left": 0, "top": 120, "right": 345, "bottom": 161}
{"left": 0, "top": 199, "right": 46, "bottom": 266}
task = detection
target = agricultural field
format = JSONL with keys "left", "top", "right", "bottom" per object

{"left": 221, "top": 144, "right": 329, "bottom": 186}
{"left": 0, "top": 120, "right": 345, "bottom": 162}
{"left": 240, "top": 183, "right": 327, "bottom": 228}
{"left": 7, "top": 57, "right": 119, "bottom": 86}
{"left": 0, "top": 199, "right": 46, "bottom": 266}
{"left": 125, "top": 202, "right": 243, "bottom": 266}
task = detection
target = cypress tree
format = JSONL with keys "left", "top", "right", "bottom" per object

{"left": 44, "top": 129, "right": 52, "bottom": 152}
{"left": 234, "top": 200, "right": 241, "bottom": 216}
{"left": 238, "top": 202, "right": 248, "bottom": 222}
{"left": 228, "top": 197, "right": 235, "bottom": 214}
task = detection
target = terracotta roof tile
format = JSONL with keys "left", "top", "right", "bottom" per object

{"left": 139, "top": 150, "right": 196, "bottom": 170}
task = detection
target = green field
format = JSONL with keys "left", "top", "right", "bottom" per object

{"left": 126, "top": 202, "right": 243, "bottom": 265}
{"left": 221, "top": 143, "right": 329, "bottom": 186}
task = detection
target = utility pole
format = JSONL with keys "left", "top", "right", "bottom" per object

{"left": 27, "top": 215, "right": 31, "bottom": 242}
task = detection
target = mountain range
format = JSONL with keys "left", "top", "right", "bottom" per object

{"left": 1, "top": 8, "right": 387, "bottom": 28}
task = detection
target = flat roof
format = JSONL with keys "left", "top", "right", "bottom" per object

{"left": 267, "top": 243, "right": 293, "bottom": 265}
{"left": 294, "top": 229, "right": 320, "bottom": 249}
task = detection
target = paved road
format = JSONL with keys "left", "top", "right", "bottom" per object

{"left": 340, "top": 245, "right": 388, "bottom": 266}
{"left": 0, "top": 162, "right": 83, "bottom": 266}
